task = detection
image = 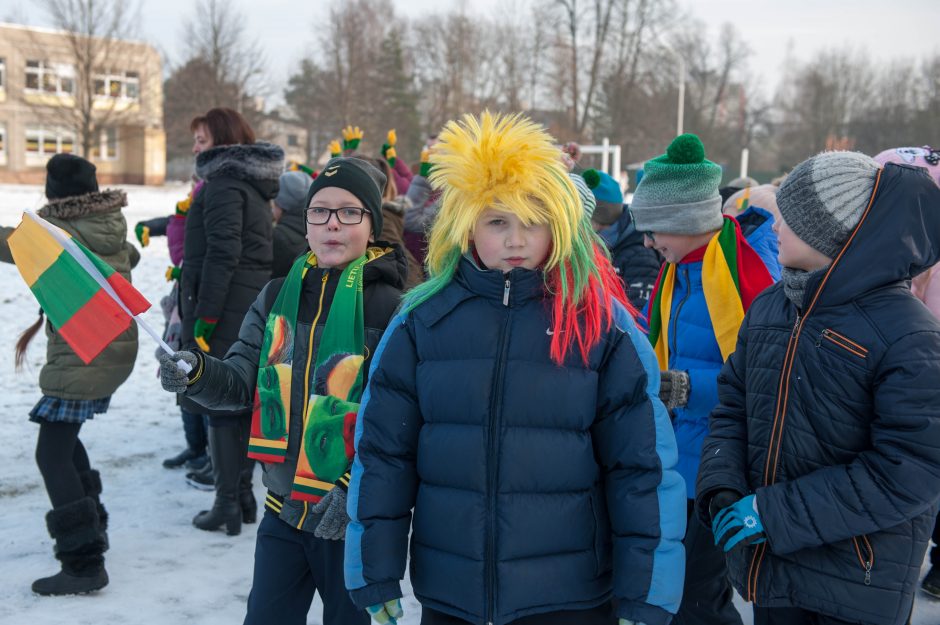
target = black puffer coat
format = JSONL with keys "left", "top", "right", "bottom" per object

{"left": 180, "top": 142, "right": 283, "bottom": 359}
{"left": 599, "top": 208, "right": 662, "bottom": 312}
{"left": 695, "top": 163, "right": 940, "bottom": 625}
{"left": 271, "top": 207, "right": 308, "bottom": 279}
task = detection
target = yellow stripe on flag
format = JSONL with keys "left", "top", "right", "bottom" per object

{"left": 703, "top": 235, "right": 745, "bottom": 361}
{"left": 292, "top": 476, "right": 334, "bottom": 491}
{"left": 248, "top": 437, "right": 287, "bottom": 449}
{"left": 654, "top": 264, "right": 675, "bottom": 371}
{"left": 7, "top": 214, "right": 67, "bottom": 287}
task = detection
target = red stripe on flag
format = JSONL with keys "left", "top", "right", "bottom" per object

{"left": 105, "top": 272, "right": 150, "bottom": 315}
{"left": 58, "top": 289, "right": 133, "bottom": 364}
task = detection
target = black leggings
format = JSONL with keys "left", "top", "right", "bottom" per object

{"left": 36, "top": 421, "right": 91, "bottom": 508}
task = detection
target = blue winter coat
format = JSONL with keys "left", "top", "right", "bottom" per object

{"left": 696, "top": 163, "right": 940, "bottom": 625}
{"left": 652, "top": 222, "right": 778, "bottom": 499}
{"left": 345, "top": 257, "right": 686, "bottom": 625}
{"left": 738, "top": 206, "right": 781, "bottom": 281}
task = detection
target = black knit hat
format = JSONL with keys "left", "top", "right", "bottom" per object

{"left": 305, "top": 157, "right": 386, "bottom": 238}
{"left": 45, "top": 153, "right": 99, "bottom": 200}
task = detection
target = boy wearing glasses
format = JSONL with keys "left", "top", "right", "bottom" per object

{"left": 157, "top": 157, "right": 407, "bottom": 625}
{"left": 631, "top": 134, "right": 776, "bottom": 625}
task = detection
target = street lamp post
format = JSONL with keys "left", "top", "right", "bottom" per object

{"left": 676, "top": 55, "right": 685, "bottom": 136}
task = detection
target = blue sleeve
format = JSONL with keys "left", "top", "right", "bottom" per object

{"left": 601, "top": 304, "right": 686, "bottom": 624}
{"left": 345, "top": 312, "right": 423, "bottom": 609}
{"left": 745, "top": 221, "right": 781, "bottom": 282}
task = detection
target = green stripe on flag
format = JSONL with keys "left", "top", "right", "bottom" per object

{"left": 30, "top": 252, "right": 99, "bottom": 328}
{"left": 717, "top": 219, "right": 740, "bottom": 296}
{"left": 73, "top": 237, "right": 115, "bottom": 279}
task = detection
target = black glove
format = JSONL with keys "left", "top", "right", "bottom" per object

{"left": 157, "top": 350, "right": 200, "bottom": 393}
{"left": 659, "top": 370, "right": 690, "bottom": 409}
{"left": 708, "top": 489, "right": 742, "bottom": 522}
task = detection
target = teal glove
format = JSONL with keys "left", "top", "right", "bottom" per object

{"left": 366, "top": 599, "right": 403, "bottom": 624}
{"left": 713, "top": 493, "right": 766, "bottom": 552}
{"left": 193, "top": 317, "right": 218, "bottom": 352}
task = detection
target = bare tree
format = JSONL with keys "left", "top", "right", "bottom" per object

{"left": 181, "top": 0, "right": 268, "bottom": 111}
{"left": 30, "top": 0, "right": 156, "bottom": 156}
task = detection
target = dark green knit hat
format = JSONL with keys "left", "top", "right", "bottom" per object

{"left": 630, "top": 133, "right": 723, "bottom": 235}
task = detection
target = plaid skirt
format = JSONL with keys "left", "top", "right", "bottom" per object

{"left": 29, "top": 395, "right": 111, "bottom": 424}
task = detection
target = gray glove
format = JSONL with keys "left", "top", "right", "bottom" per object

{"left": 311, "top": 485, "right": 349, "bottom": 540}
{"left": 659, "top": 370, "right": 690, "bottom": 410}
{"left": 157, "top": 350, "right": 199, "bottom": 393}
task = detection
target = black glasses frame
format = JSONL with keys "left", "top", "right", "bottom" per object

{"left": 304, "top": 206, "right": 372, "bottom": 225}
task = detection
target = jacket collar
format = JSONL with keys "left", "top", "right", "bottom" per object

{"left": 38, "top": 189, "right": 127, "bottom": 220}
{"left": 195, "top": 142, "right": 285, "bottom": 182}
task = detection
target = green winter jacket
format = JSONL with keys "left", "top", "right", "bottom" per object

{"left": 0, "top": 189, "right": 140, "bottom": 400}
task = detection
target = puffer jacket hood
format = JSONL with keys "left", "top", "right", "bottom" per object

{"left": 39, "top": 189, "right": 129, "bottom": 257}
{"left": 195, "top": 142, "right": 284, "bottom": 200}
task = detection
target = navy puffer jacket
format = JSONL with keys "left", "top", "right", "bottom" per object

{"left": 345, "top": 257, "right": 686, "bottom": 625}
{"left": 695, "top": 163, "right": 940, "bottom": 625}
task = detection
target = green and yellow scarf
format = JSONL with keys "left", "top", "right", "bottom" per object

{"left": 248, "top": 252, "right": 366, "bottom": 503}
{"left": 647, "top": 216, "right": 773, "bottom": 369}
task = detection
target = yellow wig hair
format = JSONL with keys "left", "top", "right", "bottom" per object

{"left": 425, "top": 112, "right": 581, "bottom": 274}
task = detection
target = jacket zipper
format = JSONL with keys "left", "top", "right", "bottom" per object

{"left": 748, "top": 168, "right": 883, "bottom": 602}
{"left": 817, "top": 329, "right": 868, "bottom": 358}
{"left": 670, "top": 266, "right": 692, "bottom": 360}
{"left": 486, "top": 276, "right": 512, "bottom": 625}
{"left": 297, "top": 270, "right": 330, "bottom": 530}
{"left": 852, "top": 535, "right": 875, "bottom": 585}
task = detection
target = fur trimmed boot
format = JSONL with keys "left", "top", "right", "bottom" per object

{"left": 32, "top": 497, "right": 109, "bottom": 596}
{"left": 78, "top": 469, "right": 108, "bottom": 551}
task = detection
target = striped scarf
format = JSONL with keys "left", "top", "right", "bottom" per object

{"left": 647, "top": 216, "right": 772, "bottom": 369}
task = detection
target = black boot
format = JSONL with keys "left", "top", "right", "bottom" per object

{"left": 238, "top": 418, "right": 256, "bottom": 524}
{"left": 185, "top": 458, "right": 214, "bottom": 491}
{"left": 193, "top": 425, "right": 242, "bottom": 536}
{"left": 923, "top": 567, "right": 940, "bottom": 598}
{"left": 78, "top": 469, "right": 108, "bottom": 552}
{"left": 163, "top": 447, "right": 202, "bottom": 469}
{"left": 32, "top": 497, "right": 109, "bottom": 596}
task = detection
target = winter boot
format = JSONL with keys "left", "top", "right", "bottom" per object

{"left": 32, "top": 497, "right": 109, "bottom": 596}
{"left": 923, "top": 567, "right": 940, "bottom": 598}
{"left": 163, "top": 447, "right": 202, "bottom": 469}
{"left": 238, "top": 418, "right": 256, "bottom": 524}
{"left": 185, "top": 457, "right": 214, "bottom": 491}
{"left": 193, "top": 425, "right": 242, "bottom": 535}
{"left": 78, "top": 469, "right": 108, "bottom": 552}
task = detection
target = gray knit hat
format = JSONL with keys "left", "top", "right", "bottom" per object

{"left": 630, "top": 134, "right": 724, "bottom": 235}
{"left": 275, "top": 170, "right": 313, "bottom": 212}
{"left": 777, "top": 151, "right": 880, "bottom": 258}
{"left": 569, "top": 172, "right": 596, "bottom": 220}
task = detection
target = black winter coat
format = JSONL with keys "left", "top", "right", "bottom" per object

{"left": 180, "top": 142, "right": 283, "bottom": 359}
{"left": 695, "top": 163, "right": 940, "bottom": 625}
{"left": 600, "top": 208, "right": 662, "bottom": 312}
{"left": 183, "top": 246, "right": 406, "bottom": 531}
{"left": 271, "top": 208, "right": 308, "bottom": 279}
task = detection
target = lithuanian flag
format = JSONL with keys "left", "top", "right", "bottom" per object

{"left": 8, "top": 211, "right": 150, "bottom": 364}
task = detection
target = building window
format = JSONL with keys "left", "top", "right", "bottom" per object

{"left": 90, "top": 127, "right": 119, "bottom": 161}
{"left": 0, "top": 58, "right": 5, "bottom": 89}
{"left": 25, "top": 60, "right": 75, "bottom": 96}
{"left": 93, "top": 70, "right": 140, "bottom": 100}
{"left": 25, "top": 126, "right": 76, "bottom": 164}
{"left": 287, "top": 134, "right": 299, "bottom": 147}
{"left": 0, "top": 125, "right": 6, "bottom": 165}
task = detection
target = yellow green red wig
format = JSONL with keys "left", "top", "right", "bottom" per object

{"left": 402, "top": 111, "right": 634, "bottom": 364}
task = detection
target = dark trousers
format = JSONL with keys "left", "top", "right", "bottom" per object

{"left": 421, "top": 602, "right": 616, "bottom": 625}
{"left": 674, "top": 500, "right": 743, "bottom": 625}
{"left": 36, "top": 421, "right": 90, "bottom": 508}
{"left": 243, "top": 510, "right": 368, "bottom": 625}
{"left": 180, "top": 408, "right": 207, "bottom": 455}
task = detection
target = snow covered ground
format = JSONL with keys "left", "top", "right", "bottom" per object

{"left": 0, "top": 183, "right": 937, "bottom": 624}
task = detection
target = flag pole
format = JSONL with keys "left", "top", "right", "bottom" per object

{"left": 25, "top": 211, "right": 192, "bottom": 373}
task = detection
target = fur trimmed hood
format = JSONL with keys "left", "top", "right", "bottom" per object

{"left": 38, "top": 189, "right": 127, "bottom": 220}
{"left": 382, "top": 195, "right": 412, "bottom": 216}
{"left": 195, "top": 142, "right": 285, "bottom": 182}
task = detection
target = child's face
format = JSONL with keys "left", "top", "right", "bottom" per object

{"left": 305, "top": 186, "right": 373, "bottom": 269}
{"left": 773, "top": 216, "right": 832, "bottom": 272}
{"left": 643, "top": 231, "right": 712, "bottom": 264}
{"left": 471, "top": 208, "right": 552, "bottom": 272}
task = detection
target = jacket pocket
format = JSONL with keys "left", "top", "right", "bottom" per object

{"left": 852, "top": 534, "right": 875, "bottom": 586}
{"left": 816, "top": 329, "right": 869, "bottom": 359}
{"left": 589, "top": 488, "right": 613, "bottom": 576}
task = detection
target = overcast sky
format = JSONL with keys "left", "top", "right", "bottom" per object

{"left": 3, "top": 0, "right": 938, "bottom": 108}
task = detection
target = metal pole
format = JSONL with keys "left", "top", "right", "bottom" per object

{"left": 601, "top": 137, "right": 610, "bottom": 174}
{"left": 613, "top": 145, "right": 621, "bottom": 184}
{"left": 740, "top": 148, "right": 749, "bottom": 179}
{"left": 677, "top": 56, "right": 685, "bottom": 136}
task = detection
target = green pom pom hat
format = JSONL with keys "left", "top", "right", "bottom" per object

{"left": 630, "top": 133, "right": 724, "bottom": 235}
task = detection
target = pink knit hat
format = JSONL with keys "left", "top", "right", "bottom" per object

{"left": 872, "top": 146, "right": 940, "bottom": 186}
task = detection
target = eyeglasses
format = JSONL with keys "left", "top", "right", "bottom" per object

{"left": 305, "top": 207, "right": 371, "bottom": 225}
